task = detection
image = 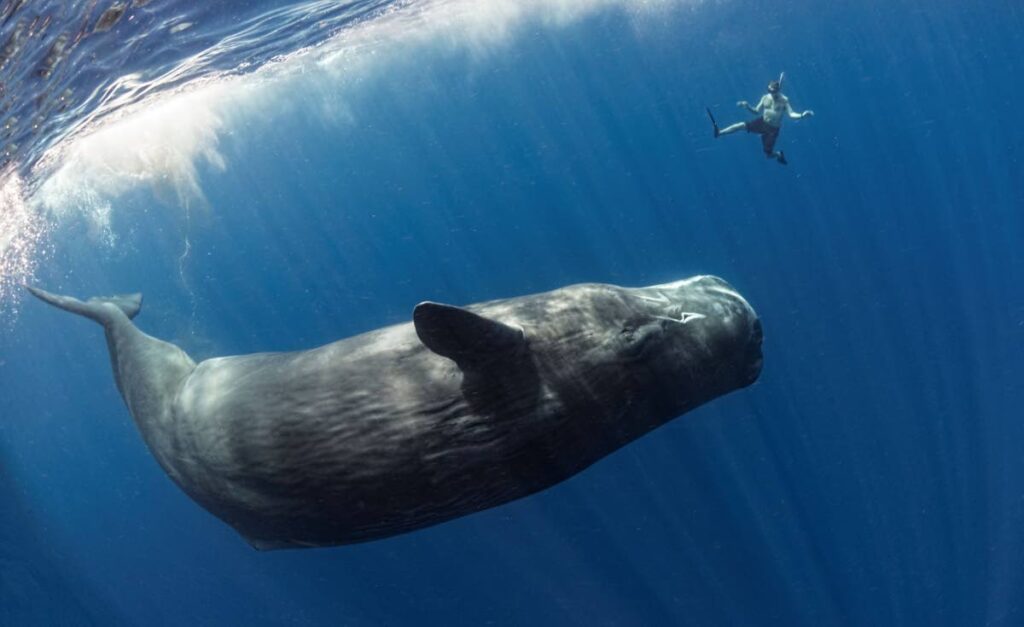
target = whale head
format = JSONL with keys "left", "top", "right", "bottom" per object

{"left": 546, "top": 275, "right": 762, "bottom": 439}
{"left": 634, "top": 274, "right": 763, "bottom": 392}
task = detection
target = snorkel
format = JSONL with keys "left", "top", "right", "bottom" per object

{"left": 768, "top": 72, "right": 785, "bottom": 97}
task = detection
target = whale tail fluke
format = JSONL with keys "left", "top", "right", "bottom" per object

{"left": 26, "top": 286, "right": 142, "bottom": 325}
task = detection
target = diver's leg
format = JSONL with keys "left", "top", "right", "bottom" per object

{"left": 762, "top": 129, "right": 786, "bottom": 164}
{"left": 718, "top": 122, "right": 747, "bottom": 136}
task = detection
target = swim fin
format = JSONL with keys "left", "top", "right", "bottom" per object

{"left": 777, "top": 151, "right": 788, "bottom": 165}
{"left": 706, "top": 107, "right": 720, "bottom": 138}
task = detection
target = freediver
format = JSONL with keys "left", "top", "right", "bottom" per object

{"left": 706, "top": 73, "right": 813, "bottom": 165}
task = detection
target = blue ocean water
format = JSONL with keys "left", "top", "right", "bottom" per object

{"left": 2, "top": 0, "right": 1024, "bottom": 624}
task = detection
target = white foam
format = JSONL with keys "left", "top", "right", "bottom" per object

{"left": 329, "top": 0, "right": 682, "bottom": 58}
{"left": 34, "top": 83, "right": 233, "bottom": 237}
{"left": 31, "top": 0, "right": 689, "bottom": 230}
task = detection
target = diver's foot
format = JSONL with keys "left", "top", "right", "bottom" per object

{"left": 777, "top": 151, "right": 788, "bottom": 165}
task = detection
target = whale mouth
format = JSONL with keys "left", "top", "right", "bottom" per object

{"left": 745, "top": 356, "right": 763, "bottom": 385}
{"left": 744, "top": 318, "right": 764, "bottom": 385}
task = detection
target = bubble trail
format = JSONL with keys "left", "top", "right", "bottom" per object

{"left": 0, "top": 171, "right": 50, "bottom": 318}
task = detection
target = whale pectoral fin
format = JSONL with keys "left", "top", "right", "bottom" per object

{"left": 413, "top": 302, "right": 526, "bottom": 367}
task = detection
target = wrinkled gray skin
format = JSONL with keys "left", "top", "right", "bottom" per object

{"left": 28, "top": 275, "right": 762, "bottom": 550}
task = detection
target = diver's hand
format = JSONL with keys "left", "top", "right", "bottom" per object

{"left": 802, "top": 110, "right": 815, "bottom": 118}
{"left": 737, "top": 100, "right": 749, "bottom": 108}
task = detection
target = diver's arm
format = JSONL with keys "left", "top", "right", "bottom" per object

{"left": 737, "top": 97, "right": 763, "bottom": 114}
{"left": 788, "top": 103, "right": 814, "bottom": 119}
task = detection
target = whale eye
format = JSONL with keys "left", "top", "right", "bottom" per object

{"left": 618, "top": 320, "right": 663, "bottom": 359}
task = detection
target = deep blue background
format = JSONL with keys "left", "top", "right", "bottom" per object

{"left": 3, "top": 0, "right": 1024, "bottom": 624}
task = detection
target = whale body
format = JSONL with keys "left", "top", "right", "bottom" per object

{"left": 28, "top": 276, "right": 762, "bottom": 549}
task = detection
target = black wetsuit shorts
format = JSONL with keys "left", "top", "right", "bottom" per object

{"left": 745, "top": 118, "right": 780, "bottom": 154}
